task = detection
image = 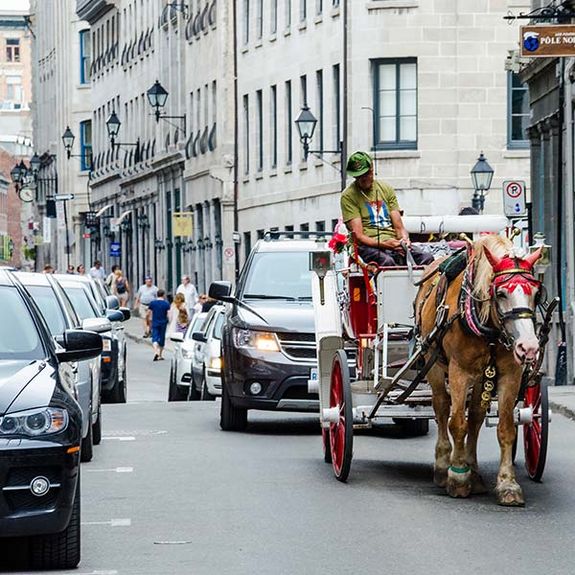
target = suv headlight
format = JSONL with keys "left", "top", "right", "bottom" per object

{"left": 0, "top": 407, "right": 69, "bottom": 437}
{"left": 233, "top": 328, "right": 280, "bottom": 352}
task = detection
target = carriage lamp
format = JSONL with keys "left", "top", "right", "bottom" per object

{"left": 530, "top": 233, "right": 551, "bottom": 275}
{"left": 310, "top": 250, "right": 332, "bottom": 305}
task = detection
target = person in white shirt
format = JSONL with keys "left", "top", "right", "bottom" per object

{"left": 89, "top": 260, "right": 106, "bottom": 281}
{"left": 176, "top": 275, "right": 198, "bottom": 318}
{"left": 134, "top": 276, "right": 158, "bottom": 337}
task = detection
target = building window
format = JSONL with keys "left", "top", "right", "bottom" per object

{"left": 80, "top": 30, "right": 91, "bottom": 84}
{"left": 242, "top": 0, "right": 250, "bottom": 45}
{"left": 6, "top": 38, "right": 20, "bottom": 62}
{"left": 243, "top": 95, "right": 250, "bottom": 174}
{"left": 315, "top": 220, "right": 325, "bottom": 231}
{"left": 374, "top": 58, "right": 417, "bottom": 150}
{"left": 285, "top": 80, "right": 292, "bottom": 165}
{"left": 256, "top": 229, "right": 265, "bottom": 239}
{"left": 332, "top": 64, "right": 340, "bottom": 149}
{"left": 316, "top": 70, "right": 323, "bottom": 152}
{"left": 80, "top": 120, "right": 93, "bottom": 171}
{"left": 271, "top": 0, "right": 278, "bottom": 34}
{"left": 285, "top": 224, "right": 294, "bottom": 238}
{"left": 256, "top": 89, "right": 263, "bottom": 171}
{"left": 256, "top": 0, "right": 263, "bottom": 40}
{"left": 300, "top": 223, "right": 309, "bottom": 232}
{"left": 5, "top": 75, "right": 22, "bottom": 106}
{"left": 508, "top": 72, "right": 529, "bottom": 149}
{"left": 270, "top": 85, "right": 277, "bottom": 169}
{"left": 285, "top": 0, "right": 291, "bottom": 29}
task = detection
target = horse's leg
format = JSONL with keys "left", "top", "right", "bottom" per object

{"left": 465, "top": 381, "right": 488, "bottom": 494}
{"left": 428, "top": 364, "right": 451, "bottom": 487}
{"left": 495, "top": 373, "right": 524, "bottom": 506}
{"left": 446, "top": 361, "right": 472, "bottom": 498}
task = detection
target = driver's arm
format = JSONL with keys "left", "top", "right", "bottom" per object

{"left": 347, "top": 217, "right": 402, "bottom": 250}
{"left": 390, "top": 210, "right": 410, "bottom": 245}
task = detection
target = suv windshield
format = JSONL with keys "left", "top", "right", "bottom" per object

{"left": 242, "top": 252, "right": 312, "bottom": 300}
{"left": 0, "top": 286, "right": 45, "bottom": 360}
{"left": 65, "top": 286, "right": 98, "bottom": 320}
{"left": 26, "top": 285, "right": 67, "bottom": 336}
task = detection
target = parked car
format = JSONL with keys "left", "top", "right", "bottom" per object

{"left": 210, "top": 235, "right": 322, "bottom": 431}
{"left": 15, "top": 272, "right": 110, "bottom": 462}
{"left": 168, "top": 312, "right": 208, "bottom": 401}
{"left": 55, "top": 274, "right": 129, "bottom": 403}
{"left": 55, "top": 275, "right": 128, "bottom": 403}
{"left": 0, "top": 269, "right": 102, "bottom": 569}
{"left": 189, "top": 305, "right": 226, "bottom": 401}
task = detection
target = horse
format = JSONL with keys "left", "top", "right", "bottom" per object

{"left": 414, "top": 235, "right": 542, "bottom": 506}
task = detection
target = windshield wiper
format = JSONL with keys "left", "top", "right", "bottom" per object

{"left": 243, "top": 294, "right": 297, "bottom": 301}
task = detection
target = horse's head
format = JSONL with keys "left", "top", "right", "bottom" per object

{"left": 484, "top": 247, "right": 543, "bottom": 365}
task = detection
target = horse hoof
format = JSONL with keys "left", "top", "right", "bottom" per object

{"left": 470, "top": 470, "right": 488, "bottom": 495}
{"left": 496, "top": 483, "right": 525, "bottom": 507}
{"left": 433, "top": 467, "right": 448, "bottom": 488}
{"left": 446, "top": 467, "right": 472, "bottom": 498}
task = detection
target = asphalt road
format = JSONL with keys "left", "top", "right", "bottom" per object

{"left": 4, "top": 339, "right": 575, "bottom": 574}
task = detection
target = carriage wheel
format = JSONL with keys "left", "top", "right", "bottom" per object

{"left": 523, "top": 380, "right": 549, "bottom": 482}
{"left": 329, "top": 350, "right": 353, "bottom": 482}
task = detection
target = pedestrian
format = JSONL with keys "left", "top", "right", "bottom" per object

{"left": 77, "top": 264, "right": 86, "bottom": 275}
{"left": 167, "top": 292, "right": 187, "bottom": 335}
{"left": 134, "top": 276, "right": 158, "bottom": 338}
{"left": 66, "top": 264, "right": 75, "bottom": 274}
{"left": 111, "top": 268, "right": 130, "bottom": 307}
{"left": 202, "top": 296, "right": 217, "bottom": 313}
{"left": 105, "top": 264, "right": 119, "bottom": 287}
{"left": 89, "top": 259, "right": 106, "bottom": 281}
{"left": 193, "top": 293, "right": 207, "bottom": 315}
{"left": 148, "top": 289, "right": 170, "bottom": 361}
{"left": 42, "top": 264, "right": 54, "bottom": 274}
{"left": 176, "top": 274, "right": 198, "bottom": 319}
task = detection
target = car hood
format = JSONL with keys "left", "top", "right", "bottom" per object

{"left": 0, "top": 360, "right": 56, "bottom": 414}
{"left": 235, "top": 300, "right": 315, "bottom": 333}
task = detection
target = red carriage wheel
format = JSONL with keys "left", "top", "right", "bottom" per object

{"left": 523, "top": 380, "right": 549, "bottom": 482}
{"left": 329, "top": 350, "right": 353, "bottom": 482}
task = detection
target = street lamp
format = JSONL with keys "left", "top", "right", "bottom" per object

{"left": 61, "top": 126, "right": 75, "bottom": 158}
{"left": 105, "top": 111, "right": 140, "bottom": 162}
{"left": 146, "top": 80, "right": 186, "bottom": 137}
{"left": 30, "top": 153, "right": 41, "bottom": 175}
{"left": 470, "top": 152, "right": 494, "bottom": 214}
{"left": 295, "top": 104, "right": 346, "bottom": 191}
{"left": 61, "top": 126, "right": 93, "bottom": 171}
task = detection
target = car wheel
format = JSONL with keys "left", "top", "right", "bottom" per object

{"left": 392, "top": 418, "right": 429, "bottom": 436}
{"left": 188, "top": 372, "right": 201, "bottom": 401}
{"left": 81, "top": 417, "right": 94, "bottom": 462}
{"left": 108, "top": 355, "right": 127, "bottom": 404}
{"left": 29, "top": 474, "right": 81, "bottom": 569}
{"left": 220, "top": 373, "right": 247, "bottom": 431}
{"left": 168, "top": 363, "right": 187, "bottom": 402}
{"left": 201, "top": 371, "right": 216, "bottom": 401}
{"left": 92, "top": 403, "right": 102, "bottom": 446}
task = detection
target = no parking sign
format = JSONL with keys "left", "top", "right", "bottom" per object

{"left": 502, "top": 180, "right": 526, "bottom": 218}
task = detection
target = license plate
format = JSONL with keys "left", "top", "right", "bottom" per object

{"left": 102, "top": 340, "right": 112, "bottom": 352}
{"left": 310, "top": 367, "right": 318, "bottom": 381}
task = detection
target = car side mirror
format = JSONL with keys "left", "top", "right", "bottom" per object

{"left": 82, "top": 317, "right": 112, "bottom": 334}
{"left": 55, "top": 329, "right": 103, "bottom": 363}
{"left": 119, "top": 307, "right": 131, "bottom": 321}
{"left": 106, "top": 309, "right": 124, "bottom": 322}
{"left": 170, "top": 332, "right": 184, "bottom": 343}
{"left": 192, "top": 332, "right": 207, "bottom": 342}
{"left": 106, "top": 294, "right": 120, "bottom": 310}
{"left": 209, "top": 281, "right": 234, "bottom": 303}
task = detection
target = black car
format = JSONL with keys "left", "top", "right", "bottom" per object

{"left": 210, "top": 236, "right": 321, "bottom": 431}
{"left": 0, "top": 269, "right": 102, "bottom": 569}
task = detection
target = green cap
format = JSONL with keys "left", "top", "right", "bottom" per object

{"left": 346, "top": 151, "right": 372, "bottom": 178}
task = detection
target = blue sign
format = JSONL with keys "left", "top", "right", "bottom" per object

{"left": 110, "top": 242, "right": 121, "bottom": 257}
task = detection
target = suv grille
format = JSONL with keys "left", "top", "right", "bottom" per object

{"left": 276, "top": 332, "right": 316, "bottom": 361}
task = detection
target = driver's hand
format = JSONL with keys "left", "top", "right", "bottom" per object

{"left": 386, "top": 238, "right": 403, "bottom": 251}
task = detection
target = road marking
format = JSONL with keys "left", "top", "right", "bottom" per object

{"left": 154, "top": 540, "right": 193, "bottom": 545}
{"left": 85, "top": 467, "right": 134, "bottom": 473}
{"left": 83, "top": 518, "right": 131, "bottom": 527}
{"left": 102, "top": 436, "right": 136, "bottom": 441}
{"left": 76, "top": 571, "right": 119, "bottom": 575}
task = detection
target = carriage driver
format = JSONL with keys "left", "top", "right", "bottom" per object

{"left": 341, "top": 151, "right": 434, "bottom": 267}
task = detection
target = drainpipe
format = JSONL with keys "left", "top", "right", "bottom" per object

{"left": 563, "top": 57, "right": 575, "bottom": 384}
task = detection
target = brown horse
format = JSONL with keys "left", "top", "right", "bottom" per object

{"left": 415, "top": 235, "right": 542, "bottom": 506}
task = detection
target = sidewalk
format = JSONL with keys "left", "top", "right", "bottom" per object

{"left": 122, "top": 313, "right": 575, "bottom": 419}
{"left": 123, "top": 315, "right": 176, "bottom": 354}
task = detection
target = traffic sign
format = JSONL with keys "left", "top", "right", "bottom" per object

{"left": 110, "top": 241, "right": 121, "bottom": 257}
{"left": 54, "top": 194, "right": 75, "bottom": 201}
{"left": 502, "top": 180, "right": 526, "bottom": 218}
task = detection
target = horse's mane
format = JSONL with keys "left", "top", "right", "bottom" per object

{"left": 472, "top": 235, "right": 514, "bottom": 322}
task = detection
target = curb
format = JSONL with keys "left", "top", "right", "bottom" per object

{"left": 124, "top": 331, "right": 153, "bottom": 347}
{"left": 549, "top": 401, "right": 575, "bottom": 423}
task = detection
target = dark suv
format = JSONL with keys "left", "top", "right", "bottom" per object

{"left": 210, "top": 235, "right": 324, "bottom": 431}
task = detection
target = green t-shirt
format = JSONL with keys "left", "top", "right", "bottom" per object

{"left": 340, "top": 180, "right": 400, "bottom": 240}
